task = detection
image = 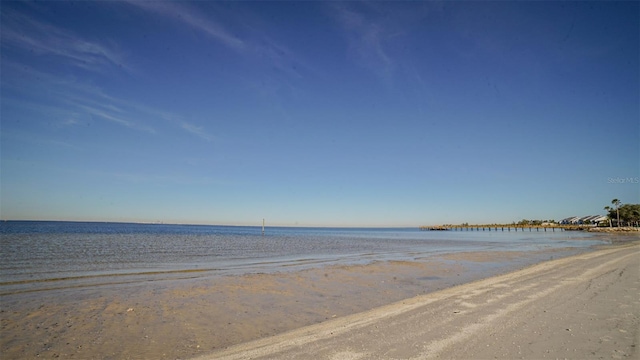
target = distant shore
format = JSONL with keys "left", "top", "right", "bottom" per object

{"left": 586, "top": 226, "right": 640, "bottom": 232}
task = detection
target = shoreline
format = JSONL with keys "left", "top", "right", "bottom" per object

{"left": 587, "top": 226, "right": 640, "bottom": 232}
{"left": 200, "top": 241, "right": 640, "bottom": 359}
{"left": 1, "top": 238, "right": 637, "bottom": 359}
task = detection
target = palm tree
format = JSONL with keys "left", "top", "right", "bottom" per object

{"left": 612, "top": 199, "right": 622, "bottom": 227}
{"left": 604, "top": 206, "right": 613, "bottom": 227}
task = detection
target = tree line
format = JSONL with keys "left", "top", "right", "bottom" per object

{"left": 604, "top": 199, "right": 640, "bottom": 227}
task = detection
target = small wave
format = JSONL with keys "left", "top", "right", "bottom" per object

{"left": 0, "top": 268, "right": 219, "bottom": 296}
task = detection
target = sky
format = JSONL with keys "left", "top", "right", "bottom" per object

{"left": 1, "top": 1, "right": 638, "bottom": 227}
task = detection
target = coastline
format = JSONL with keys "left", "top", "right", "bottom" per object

{"left": 587, "top": 226, "right": 640, "bottom": 232}
{"left": 1, "top": 238, "right": 637, "bottom": 359}
{"left": 200, "top": 241, "right": 639, "bottom": 360}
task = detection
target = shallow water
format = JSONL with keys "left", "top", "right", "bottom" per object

{"left": 0, "top": 221, "right": 607, "bottom": 294}
{"left": 0, "top": 222, "right": 628, "bottom": 360}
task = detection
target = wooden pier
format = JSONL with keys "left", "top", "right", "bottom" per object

{"left": 419, "top": 225, "right": 584, "bottom": 232}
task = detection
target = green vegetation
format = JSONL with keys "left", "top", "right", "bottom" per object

{"left": 448, "top": 220, "right": 557, "bottom": 228}
{"left": 517, "top": 219, "right": 555, "bottom": 226}
{"left": 604, "top": 200, "right": 640, "bottom": 227}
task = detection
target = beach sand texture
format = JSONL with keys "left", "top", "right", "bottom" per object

{"left": 200, "top": 243, "right": 639, "bottom": 360}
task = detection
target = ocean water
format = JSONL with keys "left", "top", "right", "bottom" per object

{"left": 0, "top": 221, "right": 607, "bottom": 293}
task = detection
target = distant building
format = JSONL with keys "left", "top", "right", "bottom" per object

{"left": 559, "top": 216, "right": 581, "bottom": 225}
{"left": 560, "top": 215, "right": 608, "bottom": 225}
{"left": 587, "top": 215, "right": 608, "bottom": 224}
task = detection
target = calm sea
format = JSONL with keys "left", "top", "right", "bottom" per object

{"left": 0, "top": 221, "right": 607, "bottom": 293}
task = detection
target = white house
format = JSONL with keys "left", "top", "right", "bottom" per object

{"left": 559, "top": 216, "right": 581, "bottom": 225}
{"left": 560, "top": 215, "right": 608, "bottom": 225}
{"left": 588, "top": 215, "right": 608, "bottom": 225}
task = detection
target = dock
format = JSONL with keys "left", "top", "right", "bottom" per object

{"left": 418, "top": 225, "right": 592, "bottom": 232}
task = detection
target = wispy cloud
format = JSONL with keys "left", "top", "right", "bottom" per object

{"left": 123, "top": 0, "right": 245, "bottom": 51}
{"left": 11, "top": 68, "right": 156, "bottom": 135}
{"left": 76, "top": 104, "right": 156, "bottom": 134}
{"left": 123, "top": 1, "right": 313, "bottom": 87}
{"left": 3, "top": 61, "right": 216, "bottom": 141}
{"left": 67, "top": 85, "right": 218, "bottom": 142}
{"left": 181, "top": 122, "right": 216, "bottom": 142}
{"left": 329, "top": 2, "right": 433, "bottom": 83}
{"left": 1, "top": 129, "right": 82, "bottom": 151}
{"left": 331, "top": 3, "right": 395, "bottom": 80}
{"left": 90, "top": 92, "right": 217, "bottom": 142}
{"left": 1, "top": 9, "right": 131, "bottom": 73}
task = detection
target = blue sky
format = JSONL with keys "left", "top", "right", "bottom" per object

{"left": 1, "top": 1, "right": 638, "bottom": 227}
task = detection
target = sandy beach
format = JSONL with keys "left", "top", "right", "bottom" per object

{"left": 1, "top": 240, "right": 638, "bottom": 359}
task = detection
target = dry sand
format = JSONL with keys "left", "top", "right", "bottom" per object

{"left": 199, "top": 243, "right": 639, "bottom": 360}
{"left": 1, "top": 243, "right": 637, "bottom": 359}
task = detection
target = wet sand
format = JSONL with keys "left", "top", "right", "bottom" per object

{"left": 201, "top": 242, "right": 639, "bottom": 360}
{"left": 0, "top": 244, "right": 634, "bottom": 359}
